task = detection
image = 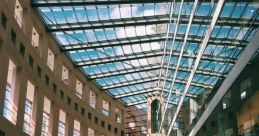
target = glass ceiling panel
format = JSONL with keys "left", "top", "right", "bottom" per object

{"left": 33, "top": 0, "right": 259, "bottom": 106}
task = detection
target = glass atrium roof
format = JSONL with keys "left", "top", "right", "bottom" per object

{"left": 32, "top": 0, "right": 259, "bottom": 108}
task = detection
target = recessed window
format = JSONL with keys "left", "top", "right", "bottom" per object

{"left": 3, "top": 59, "right": 18, "bottom": 124}
{"left": 20, "top": 43, "right": 25, "bottom": 57}
{"left": 115, "top": 108, "right": 122, "bottom": 123}
{"left": 29, "top": 55, "right": 33, "bottom": 67}
{"left": 241, "top": 91, "right": 246, "bottom": 99}
{"left": 67, "top": 96, "right": 71, "bottom": 106}
{"left": 23, "top": 81, "right": 35, "bottom": 135}
{"left": 52, "top": 83, "right": 57, "bottom": 93}
{"left": 240, "top": 78, "right": 251, "bottom": 99}
{"left": 114, "top": 128, "right": 118, "bottom": 134}
{"left": 31, "top": 27, "right": 39, "bottom": 48}
{"left": 89, "top": 91, "right": 96, "bottom": 109}
{"left": 121, "top": 131, "right": 124, "bottom": 136}
{"left": 75, "top": 79, "right": 83, "bottom": 99}
{"left": 60, "top": 90, "right": 64, "bottom": 100}
{"left": 11, "top": 29, "right": 16, "bottom": 44}
{"left": 47, "top": 49, "right": 54, "bottom": 71}
{"left": 14, "top": 0, "right": 23, "bottom": 27}
{"left": 74, "top": 103, "right": 78, "bottom": 111}
{"left": 81, "top": 108, "right": 85, "bottom": 116}
{"left": 2, "top": 12, "right": 7, "bottom": 29}
{"left": 45, "top": 75, "right": 49, "bottom": 85}
{"left": 62, "top": 65, "right": 69, "bottom": 85}
{"left": 94, "top": 117, "right": 98, "bottom": 124}
{"left": 108, "top": 124, "right": 111, "bottom": 131}
{"left": 58, "top": 110, "right": 66, "bottom": 136}
{"left": 36, "top": 66, "right": 41, "bottom": 77}
{"left": 88, "top": 128, "right": 94, "bottom": 136}
{"left": 73, "top": 120, "right": 81, "bottom": 136}
{"left": 222, "top": 102, "right": 227, "bottom": 109}
{"left": 101, "top": 121, "right": 105, "bottom": 128}
{"left": 88, "top": 112, "right": 92, "bottom": 120}
{"left": 102, "top": 100, "right": 109, "bottom": 116}
{"left": 128, "top": 122, "right": 135, "bottom": 129}
{"left": 41, "top": 97, "right": 51, "bottom": 136}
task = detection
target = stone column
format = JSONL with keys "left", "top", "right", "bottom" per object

{"left": 0, "top": 45, "right": 9, "bottom": 115}
{"left": 65, "top": 113, "right": 74, "bottom": 136}
{"left": 50, "top": 102, "right": 59, "bottom": 136}
{"left": 34, "top": 86, "right": 44, "bottom": 136}
{"left": 15, "top": 69, "right": 27, "bottom": 129}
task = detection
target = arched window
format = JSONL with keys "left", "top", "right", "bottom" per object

{"left": 151, "top": 99, "right": 160, "bottom": 133}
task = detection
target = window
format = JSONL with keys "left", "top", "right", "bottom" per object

{"left": 62, "top": 65, "right": 69, "bottom": 85}
{"left": 60, "top": 90, "right": 64, "bottom": 99}
{"left": 81, "top": 108, "right": 85, "bottom": 116}
{"left": 47, "top": 49, "right": 54, "bottom": 71}
{"left": 121, "top": 131, "right": 124, "bottom": 136}
{"left": 14, "top": 0, "right": 23, "bottom": 27}
{"left": 20, "top": 43, "right": 25, "bottom": 57}
{"left": 88, "top": 112, "right": 92, "bottom": 120}
{"left": 74, "top": 103, "right": 78, "bottom": 111}
{"left": 108, "top": 124, "right": 111, "bottom": 131}
{"left": 101, "top": 121, "right": 105, "bottom": 128}
{"left": 3, "top": 59, "right": 18, "bottom": 124}
{"left": 89, "top": 91, "right": 96, "bottom": 109}
{"left": 75, "top": 80, "right": 83, "bottom": 99}
{"left": 73, "top": 120, "right": 80, "bottom": 136}
{"left": 0, "top": 130, "right": 5, "bottom": 136}
{"left": 114, "top": 128, "right": 118, "bottom": 134}
{"left": 45, "top": 75, "right": 49, "bottom": 85}
{"left": 29, "top": 55, "right": 33, "bottom": 67}
{"left": 67, "top": 96, "right": 71, "bottom": 106}
{"left": 41, "top": 97, "right": 51, "bottom": 136}
{"left": 23, "top": 81, "right": 35, "bottom": 135}
{"left": 2, "top": 12, "right": 7, "bottom": 29}
{"left": 31, "top": 27, "right": 39, "bottom": 48}
{"left": 52, "top": 83, "right": 57, "bottom": 93}
{"left": 151, "top": 99, "right": 160, "bottom": 133}
{"left": 58, "top": 110, "right": 66, "bottom": 136}
{"left": 222, "top": 102, "right": 227, "bottom": 109}
{"left": 102, "top": 100, "right": 109, "bottom": 116}
{"left": 36, "top": 66, "right": 41, "bottom": 77}
{"left": 94, "top": 117, "right": 98, "bottom": 124}
{"left": 115, "top": 108, "right": 122, "bottom": 123}
{"left": 240, "top": 78, "right": 251, "bottom": 99}
{"left": 88, "top": 128, "right": 94, "bottom": 136}
{"left": 128, "top": 123, "right": 135, "bottom": 129}
{"left": 11, "top": 29, "right": 16, "bottom": 44}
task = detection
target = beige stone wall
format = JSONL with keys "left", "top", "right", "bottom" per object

{"left": 0, "top": 0, "right": 125, "bottom": 135}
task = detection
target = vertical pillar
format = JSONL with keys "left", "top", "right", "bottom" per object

{"left": 16, "top": 69, "right": 27, "bottom": 129}
{"left": 50, "top": 102, "right": 59, "bottom": 136}
{"left": 34, "top": 87, "right": 44, "bottom": 136}
{"left": 0, "top": 47, "right": 9, "bottom": 115}
{"left": 82, "top": 123, "right": 89, "bottom": 136}
{"left": 65, "top": 113, "right": 74, "bottom": 136}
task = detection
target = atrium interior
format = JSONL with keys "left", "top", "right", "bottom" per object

{"left": 0, "top": 0, "right": 259, "bottom": 136}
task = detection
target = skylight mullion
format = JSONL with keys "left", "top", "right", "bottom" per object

{"left": 62, "top": 33, "right": 247, "bottom": 52}
{"left": 102, "top": 76, "right": 214, "bottom": 90}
